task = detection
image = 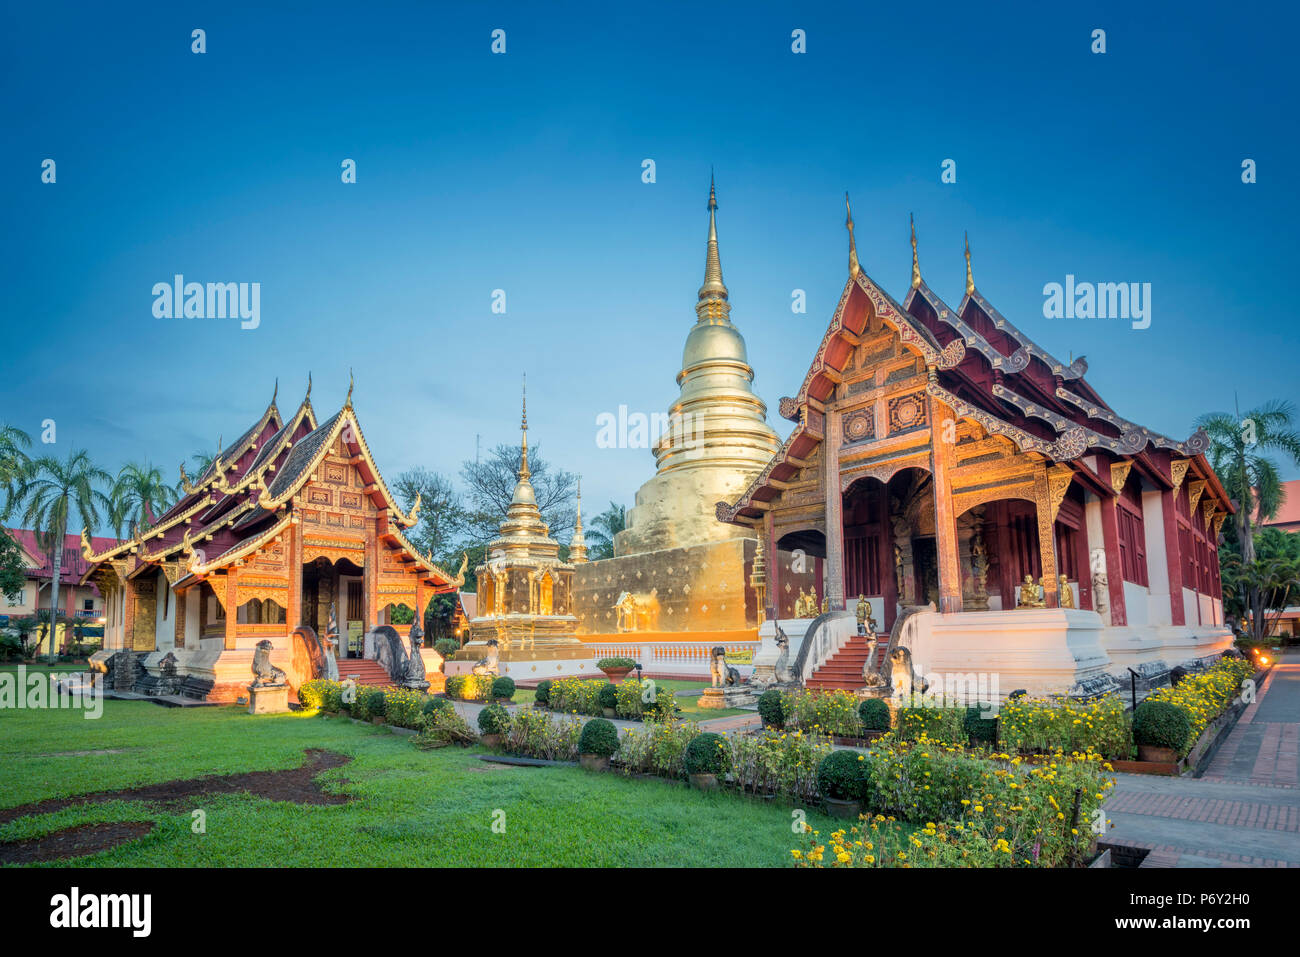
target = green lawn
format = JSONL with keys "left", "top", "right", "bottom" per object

{"left": 503, "top": 679, "right": 750, "bottom": 720}
{"left": 0, "top": 699, "right": 832, "bottom": 867}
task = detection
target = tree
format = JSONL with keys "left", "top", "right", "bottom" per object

{"left": 584, "top": 501, "right": 627, "bottom": 560}
{"left": 0, "top": 526, "right": 27, "bottom": 604}
{"left": 392, "top": 467, "right": 463, "bottom": 560}
{"left": 13, "top": 450, "right": 111, "bottom": 659}
{"left": 458, "top": 443, "right": 577, "bottom": 545}
{"left": 110, "top": 461, "right": 178, "bottom": 538}
{"left": 0, "top": 424, "right": 32, "bottom": 519}
{"left": 1222, "top": 526, "right": 1300, "bottom": 642}
{"left": 1197, "top": 400, "right": 1300, "bottom": 563}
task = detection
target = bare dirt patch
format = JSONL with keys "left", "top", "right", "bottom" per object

{"left": 0, "top": 821, "right": 155, "bottom": 864}
{"left": 37, "top": 748, "right": 135, "bottom": 758}
{"left": 0, "top": 748, "right": 353, "bottom": 826}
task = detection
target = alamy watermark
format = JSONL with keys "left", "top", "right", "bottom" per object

{"left": 152, "top": 275, "right": 260, "bottom": 330}
{"left": 0, "top": 666, "right": 103, "bottom": 719}
{"left": 1042, "top": 275, "right": 1150, "bottom": 329}
{"left": 596, "top": 406, "right": 706, "bottom": 460}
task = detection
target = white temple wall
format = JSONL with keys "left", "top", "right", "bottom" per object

{"left": 1140, "top": 489, "right": 1173, "bottom": 627}
{"left": 184, "top": 588, "right": 200, "bottom": 646}
{"left": 153, "top": 569, "right": 174, "bottom": 651}
{"left": 1123, "top": 581, "right": 1150, "bottom": 626}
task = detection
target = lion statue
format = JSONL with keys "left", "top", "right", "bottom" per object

{"left": 887, "top": 646, "right": 927, "bottom": 707}
{"left": 471, "top": 639, "right": 501, "bottom": 677}
{"left": 250, "top": 639, "right": 287, "bottom": 688}
{"left": 710, "top": 646, "right": 740, "bottom": 688}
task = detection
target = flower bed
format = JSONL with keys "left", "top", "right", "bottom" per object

{"left": 1145, "top": 657, "right": 1254, "bottom": 755}
{"left": 997, "top": 695, "right": 1132, "bottom": 760}
{"left": 780, "top": 689, "right": 862, "bottom": 737}
{"left": 445, "top": 674, "right": 494, "bottom": 702}
{"left": 724, "top": 729, "right": 833, "bottom": 803}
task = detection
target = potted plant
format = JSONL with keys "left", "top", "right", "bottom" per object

{"left": 817, "top": 749, "right": 869, "bottom": 818}
{"left": 596, "top": 656, "right": 636, "bottom": 684}
{"left": 366, "top": 689, "right": 387, "bottom": 725}
{"left": 491, "top": 675, "right": 516, "bottom": 704}
{"left": 757, "top": 689, "right": 785, "bottom": 730}
{"left": 477, "top": 703, "right": 511, "bottom": 749}
{"left": 598, "top": 681, "right": 619, "bottom": 718}
{"left": 684, "top": 732, "right": 727, "bottom": 790}
{"left": 578, "top": 717, "right": 619, "bottom": 771}
{"left": 534, "top": 679, "right": 552, "bottom": 710}
{"left": 1132, "top": 700, "right": 1190, "bottom": 764}
{"left": 858, "top": 697, "right": 891, "bottom": 738}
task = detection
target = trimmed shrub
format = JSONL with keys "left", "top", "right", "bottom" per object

{"left": 757, "top": 689, "right": 785, "bottom": 729}
{"left": 997, "top": 695, "right": 1132, "bottom": 759}
{"left": 491, "top": 676, "right": 516, "bottom": 701}
{"left": 445, "top": 674, "right": 493, "bottom": 701}
{"left": 549, "top": 677, "right": 607, "bottom": 716}
{"left": 534, "top": 679, "right": 553, "bottom": 706}
{"left": 613, "top": 677, "right": 678, "bottom": 721}
{"left": 421, "top": 696, "right": 452, "bottom": 719}
{"left": 858, "top": 697, "right": 891, "bottom": 732}
{"left": 298, "top": 679, "right": 341, "bottom": 712}
{"left": 433, "top": 639, "right": 458, "bottom": 658}
{"left": 683, "top": 732, "right": 727, "bottom": 776}
{"left": 478, "top": 703, "right": 511, "bottom": 736}
{"left": 578, "top": 717, "right": 620, "bottom": 757}
{"left": 363, "top": 688, "right": 387, "bottom": 719}
{"left": 817, "top": 749, "right": 870, "bottom": 802}
{"left": 1133, "top": 700, "right": 1192, "bottom": 753}
{"left": 598, "top": 682, "right": 618, "bottom": 709}
{"left": 596, "top": 656, "right": 636, "bottom": 670}
{"left": 963, "top": 706, "right": 997, "bottom": 745}
{"left": 783, "top": 689, "right": 861, "bottom": 736}
{"left": 384, "top": 688, "right": 427, "bottom": 729}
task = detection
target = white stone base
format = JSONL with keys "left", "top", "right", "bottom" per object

{"left": 444, "top": 654, "right": 601, "bottom": 681}
{"left": 248, "top": 684, "right": 290, "bottom": 714}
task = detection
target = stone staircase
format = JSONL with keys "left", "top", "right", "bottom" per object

{"left": 335, "top": 658, "right": 394, "bottom": 688}
{"left": 805, "top": 635, "right": 884, "bottom": 691}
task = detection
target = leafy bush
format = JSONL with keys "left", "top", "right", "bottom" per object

{"left": 534, "top": 679, "right": 553, "bottom": 705}
{"left": 615, "top": 718, "right": 701, "bottom": 779}
{"left": 1145, "top": 657, "right": 1254, "bottom": 752}
{"left": 578, "top": 717, "right": 620, "bottom": 757}
{"left": 491, "top": 676, "right": 516, "bottom": 701}
{"left": 298, "top": 679, "right": 341, "bottom": 712}
{"left": 444, "top": 675, "right": 465, "bottom": 700}
{"left": 858, "top": 697, "right": 891, "bottom": 732}
{"left": 683, "top": 732, "right": 727, "bottom": 775}
{"left": 414, "top": 708, "right": 476, "bottom": 748}
{"left": 596, "top": 656, "right": 636, "bottom": 670}
{"left": 444, "top": 674, "right": 493, "bottom": 701}
{"left": 503, "top": 708, "right": 582, "bottom": 761}
{"left": 598, "top": 682, "right": 618, "bottom": 709}
{"left": 478, "top": 703, "right": 511, "bottom": 736}
{"left": 782, "top": 689, "right": 861, "bottom": 736}
{"left": 963, "top": 706, "right": 997, "bottom": 745}
{"left": 421, "top": 696, "right": 452, "bottom": 719}
{"left": 723, "top": 729, "right": 833, "bottom": 802}
{"left": 1133, "top": 700, "right": 1192, "bottom": 753}
{"left": 894, "top": 706, "right": 967, "bottom": 746}
{"left": 348, "top": 684, "right": 386, "bottom": 720}
{"left": 757, "top": 689, "right": 785, "bottom": 729}
{"left": 433, "top": 639, "right": 459, "bottom": 658}
{"left": 614, "top": 678, "right": 677, "bottom": 721}
{"left": 997, "top": 695, "right": 1131, "bottom": 759}
{"left": 549, "top": 677, "right": 605, "bottom": 716}
{"left": 363, "top": 688, "right": 387, "bottom": 719}
{"left": 384, "top": 688, "right": 427, "bottom": 729}
{"left": 817, "top": 749, "right": 870, "bottom": 801}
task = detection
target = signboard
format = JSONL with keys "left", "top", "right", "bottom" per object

{"left": 347, "top": 620, "right": 364, "bottom": 657}
{"left": 724, "top": 649, "right": 753, "bottom": 665}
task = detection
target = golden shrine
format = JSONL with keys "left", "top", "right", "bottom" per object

{"left": 80, "top": 378, "right": 465, "bottom": 702}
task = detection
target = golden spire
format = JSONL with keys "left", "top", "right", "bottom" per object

{"left": 910, "top": 213, "right": 921, "bottom": 289}
{"left": 696, "top": 173, "right": 730, "bottom": 320}
{"left": 845, "top": 192, "right": 860, "bottom": 279}
{"left": 270, "top": 378, "right": 278, "bottom": 408}
{"left": 345, "top": 368, "right": 354, "bottom": 409}
{"left": 569, "top": 476, "right": 589, "bottom": 563}
{"left": 518, "top": 374, "right": 530, "bottom": 480}
{"left": 964, "top": 231, "right": 975, "bottom": 296}
{"left": 306, "top": 372, "right": 312, "bottom": 400}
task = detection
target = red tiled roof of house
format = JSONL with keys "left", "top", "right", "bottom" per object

{"left": 7, "top": 529, "right": 121, "bottom": 585}
{"left": 1259, "top": 479, "right": 1300, "bottom": 529}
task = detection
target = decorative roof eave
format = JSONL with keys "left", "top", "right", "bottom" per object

{"left": 905, "top": 281, "right": 1032, "bottom": 375}
{"left": 717, "top": 426, "right": 807, "bottom": 525}
{"left": 926, "top": 380, "right": 1091, "bottom": 463}
{"left": 257, "top": 406, "right": 417, "bottom": 526}
{"left": 960, "top": 289, "right": 1088, "bottom": 380}
{"left": 384, "top": 524, "right": 468, "bottom": 587}
{"left": 80, "top": 526, "right": 136, "bottom": 564}
{"left": 185, "top": 512, "right": 293, "bottom": 576}
{"left": 779, "top": 271, "right": 964, "bottom": 424}
{"left": 194, "top": 397, "right": 283, "bottom": 488}
{"left": 228, "top": 397, "right": 319, "bottom": 496}
{"left": 141, "top": 498, "right": 259, "bottom": 562}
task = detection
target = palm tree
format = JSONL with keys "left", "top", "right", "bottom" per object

{"left": 13, "top": 449, "right": 111, "bottom": 660}
{"left": 585, "top": 501, "right": 627, "bottom": 560}
{"left": 0, "top": 424, "right": 33, "bottom": 518}
{"left": 1197, "top": 400, "right": 1300, "bottom": 563}
{"left": 111, "top": 461, "right": 178, "bottom": 538}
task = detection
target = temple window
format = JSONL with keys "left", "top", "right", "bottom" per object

{"left": 1117, "top": 507, "right": 1149, "bottom": 587}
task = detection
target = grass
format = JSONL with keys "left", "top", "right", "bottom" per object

{"left": 0, "top": 699, "right": 836, "bottom": 867}
{"left": 501, "top": 679, "right": 751, "bottom": 720}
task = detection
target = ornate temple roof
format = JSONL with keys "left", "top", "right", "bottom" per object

{"left": 483, "top": 383, "right": 567, "bottom": 568}
{"left": 718, "top": 202, "right": 1231, "bottom": 525}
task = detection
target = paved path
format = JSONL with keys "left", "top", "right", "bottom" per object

{"left": 1106, "top": 652, "right": 1300, "bottom": 867}
{"left": 449, "top": 699, "right": 760, "bottom": 735}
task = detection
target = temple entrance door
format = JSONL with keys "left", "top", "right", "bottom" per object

{"left": 342, "top": 577, "right": 364, "bottom": 658}
{"left": 912, "top": 537, "right": 940, "bottom": 608}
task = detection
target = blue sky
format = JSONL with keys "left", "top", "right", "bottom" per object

{"left": 2, "top": 0, "right": 1297, "bottom": 533}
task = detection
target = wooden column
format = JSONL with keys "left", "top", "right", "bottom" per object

{"left": 1098, "top": 495, "right": 1128, "bottom": 626}
{"left": 878, "top": 480, "right": 897, "bottom": 629}
{"left": 122, "top": 577, "right": 138, "bottom": 652}
{"left": 414, "top": 578, "right": 427, "bottom": 633}
{"left": 1034, "top": 470, "right": 1060, "bottom": 609}
{"left": 764, "top": 514, "right": 779, "bottom": 621}
{"left": 929, "top": 394, "right": 963, "bottom": 614}
{"left": 1160, "top": 488, "right": 1186, "bottom": 626}
{"left": 285, "top": 519, "right": 302, "bottom": 628}
{"left": 224, "top": 570, "right": 238, "bottom": 650}
{"left": 174, "top": 585, "right": 186, "bottom": 649}
{"left": 363, "top": 527, "right": 378, "bottom": 630}
{"left": 823, "top": 410, "right": 845, "bottom": 611}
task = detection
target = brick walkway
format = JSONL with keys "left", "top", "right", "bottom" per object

{"left": 1106, "top": 652, "right": 1300, "bottom": 867}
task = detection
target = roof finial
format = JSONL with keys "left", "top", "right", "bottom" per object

{"left": 910, "top": 213, "right": 921, "bottom": 289}
{"left": 345, "top": 368, "right": 354, "bottom": 409}
{"left": 696, "top": 174, "right": 730, "bottom": 318}
{"left": 845, "top": 192, "right": 860, "bottom": 279}
{"left": 306, "top": 371, "right": 312, "bottom": 400}
{"left": 569, "top": 475, "right": 589, "bottom": 563}
{"left": 964, "top": 231, "right": 975, "bottom": 296}
{"left": 519, "top": 373, "right": 530, "bottom": 479}
{"left": 271, "top": 377, "right": 278, "bottom": 407}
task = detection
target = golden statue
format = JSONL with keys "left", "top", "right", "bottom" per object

{"left": 820, "top": 595, "right": 828, "bottom": 615}
{"left": 1058, "top": 574, "right": 1075, "bottom": 609}
{"left": 1017, "top": 574, "right": 1046, "bottom": 609}
{"left": 855, "top": 594, "right": 870, "bottom": 626}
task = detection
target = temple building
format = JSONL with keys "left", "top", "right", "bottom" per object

{"left": 80, "top": 378, "right": 465, "bottom": 701}
{"left": 717, "top": 201, "right": 1234, "bottom": 696}
{"left": 570, "top": 180, "right": 817, "bottom": 639}
{"left": 448, "top": 388, "right": 590, "bottom": 678}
